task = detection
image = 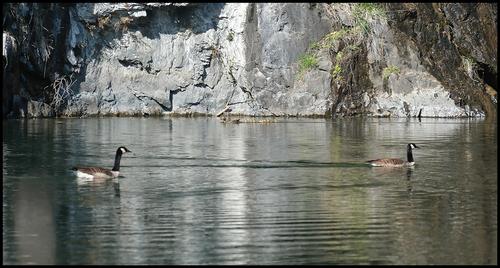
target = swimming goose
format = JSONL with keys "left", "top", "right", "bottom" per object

{"left": 72, "top": 146, "right": 131, "bottom": 178}
{"left": 367, "top": 143, "right": 420, "bottom": 167}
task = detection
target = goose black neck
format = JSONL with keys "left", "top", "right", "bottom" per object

{"left": 407, "top": 145, "right": 414, "bottom": 163}
{"left": 112, "top": 149, "right": 123, "bottom": 171}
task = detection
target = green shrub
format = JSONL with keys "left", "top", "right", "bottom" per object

{"left": 310, "top": 41, "right": 321, "bottom": 50}
{"left": 309, "top": 28, "right": 352, "bottom": 52}
{"left": 324, "top": 29, "right": 349, "bottom": 43}
{"left": 382, "top": 65, "right": 400, "bottom": 79}
{"left": 331, "top": 64, "right": 343, "bottom": 82}
{"left": 298, "top": 53, "right": 319, "bottom": 72}
{"left": 335, "top": 51, "right": 344, "bottom": 61}
{"left": 295, "top": 53, "right": 319, "bottom": 80}
{"left": 357, "top": 3, "right": 386, "bottom": 17}
{"left": 345, "top": 44, "right": 360, "bottom": 52}
{"left": 332, "top": 64, "right": 342, "bottom": 76}
{"left": 356, "top": 17, "right": 371, "bottom": 34}
{"left": 352, "top": 3, "right": 386, "bottom": 35}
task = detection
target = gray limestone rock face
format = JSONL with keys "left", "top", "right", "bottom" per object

{"left": 2, "top": 3, "right": 496, "bottom": 118}
{"left": 62, "top": 3, "right": 339, "bottom": 117}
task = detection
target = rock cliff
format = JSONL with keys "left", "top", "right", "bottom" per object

{"left": 2, "top": 3, "right": 497, "bottom": 118}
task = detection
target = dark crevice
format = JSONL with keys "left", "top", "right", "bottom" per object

{"left": 477, "top": 62, "right": 497, "bottom": 91}
{"left": 239, "top": 86, "right": 277, "bottom": 116}
{"left": 118, "top": 58, "right": 160, "bottom": 75}
{"left": 118, "top": 58, "right": 142, "bottom": 68}
{"left": 194, "top": 83, "right": 209, "bottom": 88}
{"left": 132, "top": 91, "right": 170, "bottom": 111}
{"left": 168, "top": 88, "right": 181, "bottom": 111}
{"left": 240, "top": 86, "right": 254, "bottom": 99}
{"left": 187, "top": 99, "right": 203, "bottom": 106}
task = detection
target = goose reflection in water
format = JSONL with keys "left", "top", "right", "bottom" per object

{"left": 368, "top": 165, "right": 415, "bottom": 193}
{"left": 76, "top": 177, "right": 121, "bottom": 197}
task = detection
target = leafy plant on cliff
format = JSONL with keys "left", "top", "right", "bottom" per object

{"left": 331, "top": 64, "right": 343, "bottom": 81}
{"left": 356, "top": 3, "right": 386, "bottom": 17}
{"left": 295, "top": 53, "right": 319, "bottom": 81}
{"left": 345, "top": 44, "right": 360, "bottom": 52}
{"left": 325, "top": 29, "right": 350, "bottom": 43}
{"left": 297, "top": 4, "right": 376, "bottom": 82}
{"left": 310, "top": 29, "right": 351, "bottom": 51}
{"left": 333, "top": 52, "right": 345, "bottom": 81}
{"left": 382, "top": 65, "right": 400, "bottom": 80}
{"left": 352, "top": 3, "right": 386, "bottom": 35}
{"left": 335, "top": 51, "right": 344, "bottom": 61}
{"left": 298, "top": 53, "right": 319, "bottom": 72}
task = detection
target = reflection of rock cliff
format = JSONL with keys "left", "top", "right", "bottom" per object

{"left": 2, "top": 3, "right": 497, "bottom": 118}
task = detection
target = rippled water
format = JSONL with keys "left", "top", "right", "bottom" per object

{"left": 2, "top": 117, "right": 497, "bottom": 264}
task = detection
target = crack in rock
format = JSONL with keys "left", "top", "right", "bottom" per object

{"left": 118, "top": 58, "right": 160, "bottom": 75}
{"left": 132, "top": 90, "right": 170, "bottom": 111}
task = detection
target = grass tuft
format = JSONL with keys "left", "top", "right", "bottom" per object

{"left": 382, "top": 65, "right": 400, "bottom": 79}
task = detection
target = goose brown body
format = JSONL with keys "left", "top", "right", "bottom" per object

{"left": 71, "top": 167, "right": 118, "bottom": 178}
{"left": 367, "top": 143, "right": 419, "bottom": 167}
{"left": 72, "top": 146, "right": 131, "bottom": 178}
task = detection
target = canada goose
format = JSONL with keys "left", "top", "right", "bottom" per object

{"left": 71, "top": 146, "right": 131, "bottom": 178}
{"left": 367, "top": 143, "right": 420, "bottom": 167}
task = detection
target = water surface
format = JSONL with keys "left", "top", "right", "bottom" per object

{"left": 2, "top": 117, "right": 497, "bottom": 264}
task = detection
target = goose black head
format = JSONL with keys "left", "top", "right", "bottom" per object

{"left": 118, "top": 146, "right": 132, "bottom": 154}
{"left": 408, "top": 143, "right": 420, "bottom": 149}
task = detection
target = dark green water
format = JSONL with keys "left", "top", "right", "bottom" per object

{"left": 2, "top": 117, "right": 497, "bottom": 265}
